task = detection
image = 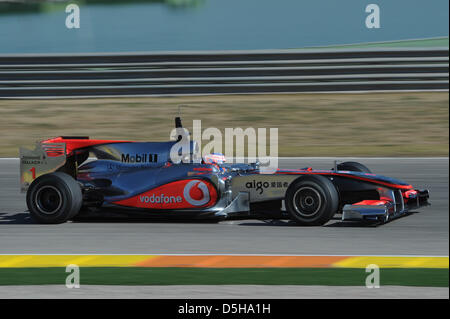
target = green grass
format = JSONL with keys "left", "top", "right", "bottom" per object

{"left": 0, "top": 267, "right": 447, "bottom": 287}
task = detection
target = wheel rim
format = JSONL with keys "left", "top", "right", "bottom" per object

{"left": 293, "top": 186, "right": 322, "bottom": 217}
{"left": 35, "top": 185, "right": 63, "bottom": 215}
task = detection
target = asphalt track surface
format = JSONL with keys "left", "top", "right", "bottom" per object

{"left": 0, "top": 285, "right": 447, "bottom": 299}
{"left": 0, "top": 158, "right": 448, "bottom": 256}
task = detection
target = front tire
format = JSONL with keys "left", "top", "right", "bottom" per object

{"left": 337, "top": 161, "right": 371, "bottom": 173}
{"left": 285, "top": 175, "right": 339, "bottom": 226}
{"left": 26, "top": 172, "right": 82, "bottom": 224}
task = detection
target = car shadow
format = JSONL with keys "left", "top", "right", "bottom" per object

{"left": 237, "top": 212, "right": 420, "bottom": 228}
{"left": 71, "top": 216, "right": 221, "bottom": 224}
{"left": 0, "top": 212, "right": 33, "bottom": 224}
{"left": 0, "top": 211, "right": 223, "bottom": 225}
{"left": 0, "top": 210, "right": 420, "bottom": 227}
{"left": 236, "top": 219, "right": 298, "bottom": 227}
{"left": 235, "top": 216, "right": 356, "bottom": 227}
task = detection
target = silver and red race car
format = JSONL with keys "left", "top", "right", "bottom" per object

{"left": 20, "top": 117, "right": 429, "bottom": 225}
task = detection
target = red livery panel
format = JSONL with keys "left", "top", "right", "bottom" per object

{"left": 113, "top": 179, "right": 218, "bottom": 209}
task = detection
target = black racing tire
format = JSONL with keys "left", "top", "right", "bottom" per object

{"left": 337, "top": 161, "right": 372, "bottom": 173}
{"left": 285, "top": 175, "right": 339, "bottom": 226}
{"left": 26, "top": 172, "right": 82, "bottom": 224}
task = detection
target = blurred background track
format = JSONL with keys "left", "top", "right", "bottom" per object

{"left": 0, "top": 48, "right": 448, "bottom": 98}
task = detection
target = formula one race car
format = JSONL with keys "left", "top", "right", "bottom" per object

{"left": 20, "top": 117, "right": 429, "bottom": 225}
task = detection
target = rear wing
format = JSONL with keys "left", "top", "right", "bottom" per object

{"left": 19, "top": 142, "right": 67, "bottom": 192}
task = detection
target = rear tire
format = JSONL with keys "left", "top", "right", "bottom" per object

{"left": 26, "top": 172, "right": 82, "bottom": 224}
{"left": 285, "top": 175, "right": 339, "bottom": 226}
{"left": 337, "top": 161, "right": 371, "bottom": 173}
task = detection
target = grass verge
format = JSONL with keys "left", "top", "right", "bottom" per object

{"left": 0, "top": 267, "right": 447, "bottom": 287}
{"left": 1, "top": 92, "right": 448, "bottom": 157}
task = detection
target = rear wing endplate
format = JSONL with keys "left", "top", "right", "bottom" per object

{"left": 19, "top": 142, "right": 67, "bottom": 192}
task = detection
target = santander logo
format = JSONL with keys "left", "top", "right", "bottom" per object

{"left": 183, "top": 180, "right": 210, "bottom": 206}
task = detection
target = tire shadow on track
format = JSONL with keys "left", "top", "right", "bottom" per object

{"left": 0, "top": 212, "right": 33, "bottom": 224}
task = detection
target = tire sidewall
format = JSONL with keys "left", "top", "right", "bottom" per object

{"left": 285, "top": 175, "right": 339, "bottom": 226}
